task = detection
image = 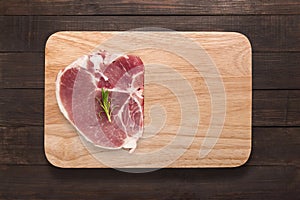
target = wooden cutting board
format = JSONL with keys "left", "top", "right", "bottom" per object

{"left": 45, "top": 31, "right": 252, "bottom": 168}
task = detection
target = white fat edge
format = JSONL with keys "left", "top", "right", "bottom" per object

{"left": 126, "top": 85, "right": 136, "bottom": 94}
{"left": 103, "top": 53, "right": 124, "bottom": 66}
{"left": 105, "top": 87, "right": 129, "bottom": 93}
{"left": 131, "top": 95, "right": 143, "bottom": 116}
{"left": 90, "top": 54, "right": 109, "bottom": 81}
{"left": 90, "top": 54, "right": 103, "bottom": 70}
{"left": 76, "top": 55, "right": 89, "bottom": 69}
{"left": 122, "top": 136, "right": 138, "bottom": 153}
{"left": 96, "top": 87, "right": 130, "bottom": 95}
{"left": 100, "top": 72, "right": 109, "bottom": 81}
{"left": 128, "top": 71, "right": 144, "bottom": 94}
{"left": 130, "top": 90, "right": 144, "bottom": 140}
{"left": 56, "top": 67, "right": 72, "bottom": 122}
{"left": 135, "top": 89, "right": 144, "bottom": 99}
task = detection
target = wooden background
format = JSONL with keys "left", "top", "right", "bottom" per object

{"left": 0, "top": 0, "right": 299, "bottom": 199}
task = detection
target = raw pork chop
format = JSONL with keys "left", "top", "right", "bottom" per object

{"left": 56, "top": 51, "right": 144, "bottom": 153}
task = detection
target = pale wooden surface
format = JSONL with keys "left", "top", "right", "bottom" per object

{"left": 45, "top": 31, "right": 252, "bottom": 168}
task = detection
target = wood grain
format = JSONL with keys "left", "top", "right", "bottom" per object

{"left": 0, "top": 165, "right": 299, "bottom": 199}
{"left": 1, "top": 0, "right": 300, "bottom": 15}
{"left": 0, "top": 89, "right": 43, "bottom": 127}
{"left": 1, "top": 126, "right": 299, "bottom": 166}
{"left": 253, "top": 90, "right": 300, "bottom": 126}
{"left": 2, "top": 89, "right": 300, "bottom": 127}
{"left": 0, "top": 53, "right": 44, "bottom": 89}
{"left": 0, "top": 15, "right": 299, "bottom": 52}
{"left": 2, "top": 52, "right": 300, "bottom": 89}
{"left": 253, "top": 53, "right": 300, "bottom": 89}
{"left": 249, "top": 127, "right": 300, "bottom": 167}
{"left": 1, "top": 0, "right": 299, "bottom": 198}
{"left": 44, "top": 31, "right": 251, "bottom": 168}
{"left": 0, "top": 126, "right": 47, "bottom": 165}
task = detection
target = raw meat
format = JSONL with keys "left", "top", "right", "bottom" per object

{"left": 56, "top": 51, "right": 144, "bottom": 153}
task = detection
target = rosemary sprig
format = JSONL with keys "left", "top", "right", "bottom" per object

{"left": 95, "top": 88, "right": 113, "bottom": 123}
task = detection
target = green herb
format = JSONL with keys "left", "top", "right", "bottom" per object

{"left": 95, "top": 88, "right": 113, "bottom": 123}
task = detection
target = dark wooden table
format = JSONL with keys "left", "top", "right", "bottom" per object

{"left": 1, "top": 1, "right": 299, "bottom": 199}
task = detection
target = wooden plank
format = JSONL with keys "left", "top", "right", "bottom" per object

{"left": 0, "top": 16, "right": 299, "bottom": 52}
{"left": 249, "top": 127, "right": 300, "bottom": 166}
{"left": 2, "top": 52, "right": 300, "bottom": 90}
{"left": 0, "top": 89, "right": 43, "bottom": 127}
{"left": 1, "top": 126, "right": 299, "bottom": 166}
{"left": 253, "top": 53, "right": 300, "bottom": 89}
{"left": 1, "top": 0, "right": 300, "bottom": 15}
{"left": 0, "top": 165, "right": 299, "bottom": 199}
{"left": 2, "top": 89, "right": 299, "bottom": 127}
{"left": 0, "top": 53, "right": 44, "bottom": 88}
{"left": 0, "top": 126, "right": 47, "bottom": 165}
{"left": 253, "top": 90, "right": 300, "bottom": 126}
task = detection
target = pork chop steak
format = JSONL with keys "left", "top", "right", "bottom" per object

{"left": 56, "top": 51, "right": 144, "bottom": 153}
